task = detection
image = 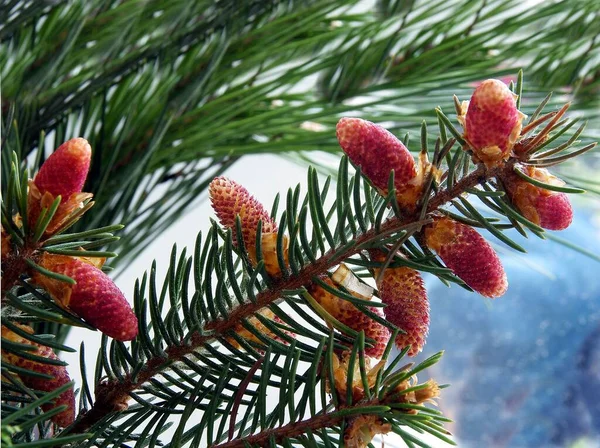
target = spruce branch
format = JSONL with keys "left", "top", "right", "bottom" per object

{"left": 58, "top": 79, "right": 596, "bottom": 447}
{"left": 71, "top": 150, "right": 512, "bottom": 432}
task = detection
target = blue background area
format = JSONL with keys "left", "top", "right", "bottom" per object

{"left": 414, "top": 207, "right": 600, "bottom": 447}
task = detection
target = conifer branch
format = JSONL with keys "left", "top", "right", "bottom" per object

{"left": 72, "top": 156, "right": 508, "bottom": 432}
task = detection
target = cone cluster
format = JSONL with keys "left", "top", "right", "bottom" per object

{"left": 2, "top": 139, "right": 140, "bottom": 427}
{"left": 459, "top": 80, "right": 573, "bottom": 230}
{"left": 333, "top": 78, "right": 575, "bottom": 364}
{"left": 26, "top": 139, "right": 139, "bottom": 342}
{"left": 208, "top": 78, "right": 578, "bottom": 448}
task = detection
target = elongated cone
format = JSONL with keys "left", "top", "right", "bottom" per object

{"left": 209, "top": 177, "right": 287, "bottom": 277}
{"left": 462, "top": 79, "right": 526, "bottom": 167}
{"left": 336, "top": 118, "right": 424, "bottom": 207}
{"left": 370, "top": 251, "right": 429, "bottom": 356}
{"left": 28, "top": 138, "right": 93, "bottom": 237}
{"left": 503, "top": 166, "right": 573, "bottom": 230}
{"left": 424, "top": 217, "right": 508, "bottom": 298}
{"left": 308, "top": 276, "right": 390, "bottom": 358}
{"left": 34, "top": 138, "right": 91, "bottom": 197}
{"left": 32, "top": 254, "right": 138, "bottom": 341}
{"left": 1, "top": 324, "right": 75, "bottom": 427}
{"left": 209, "top": 177, "right": 277, "bottom": 248}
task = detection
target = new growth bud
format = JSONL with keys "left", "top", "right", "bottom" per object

{"left": 462, "top": 79, "right": 526, "bottom": 167}
{"left": 1, "top": 324, "right": 75, "bottom": 427}
{"left": 371, "top": 252, "right": 429, "bottom": 356}
{"left": 425, "top": 217, "right": 508, "bottom": 298}
{"left": 32, "top": 255, "right": 138, "bottom": 341}
{"left": 503, "top": 166, "right": 573, "bottom": 230}
{"left": 336, "top": 118, "right": 424, "bottom": 207}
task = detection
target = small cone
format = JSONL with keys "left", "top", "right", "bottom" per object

{"left": 28, "top": 138, "right": 93, "bottom": 238}
{"left": 209, "top": 177, "right": 277, "bottom": 249}
{"left": 32, "top": 254, "right": 138, "bottom": 341}
{"left": 463, "top": 79, "right": 526, "bottom": 167}
{"left": 371, "top": 252, "right": 429, "bottom": 356}
{"left": 424, "top": 217, "right": 508, "bottom": 298}
{"left": 209, "top": 177, "right": 287, "bottom": 276}
{"left": 1, "top": 324, "right": 75, "bottom": 427}
{"left": 34, "top": 138, "right": 91, "bottom": 197}
{"left": 336, "top": 118, "right": 423, "bottom": 207}
{"left": 503, "top": 165, "right": 573, "bottom": 230}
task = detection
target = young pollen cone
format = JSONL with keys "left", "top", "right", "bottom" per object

{"left": 209, "top": 177, "right": 286, "bottom": 277}
{"left": 424, "top": 217, "right": 508, "bottom": 298}
{"left": 34, "top": 138, "right": 91, "bottom": 197}
{"left": 459, "top": 79, "right": 526, "bottom": 167}
{"left": 1, "top": 324, "right": 75, "bottom": 427}
{"left": 370, "top": 250, "right": 429, "bottom": 357}
{"left": 336, "top": 118, "right": 428, "bottom": 209}
{"left": 32, "top": 254, "right": 138, "bottom": 341}
{"left": 28, "top": 138, "right": 93, "bottom": 236}
{"left": 503, "top": 165, "right": 573, "bottom": 230}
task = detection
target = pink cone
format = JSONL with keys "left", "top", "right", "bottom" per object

{"left": 35, "top": 138, "right": 91, "bottom": 197}
{"left": 2, "top": 324, "right": 76, "bottom": 427}
{"left": 503, "top": 166, "right": 573, "bottom": 230}
{"left": 336, "top": 118, "right": 417, "bottom": 195}
{"left": 376, "top": 265, "right": 429, "bottom": 356}
{"left": 425, "top": 217, "right": 508, "bottom": 298}
{"left": 465, "top": 79, "right": 524, "bottom": 166}
{"left": 209, "top": 177, "right": 277, "bottom": 249}
{"left": 308, "top": 277, "right": 391, "bottom": 358}
{"left": 34, "top": 255, "right": 138, "bottom": 341}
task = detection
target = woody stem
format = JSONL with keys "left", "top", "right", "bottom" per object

{"left": 210, "top": 401, "right": 385, "bottom": 448}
